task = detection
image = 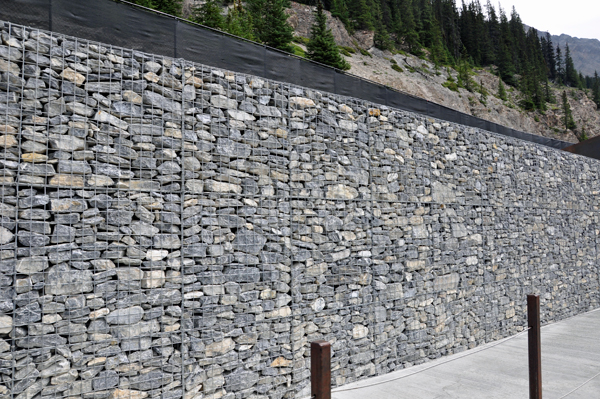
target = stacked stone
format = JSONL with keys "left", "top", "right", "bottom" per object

{"left": 1, "top": 18, "right": 600, "bottom": 399}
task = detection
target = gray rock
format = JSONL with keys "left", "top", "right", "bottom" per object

{"left": 106, "top": 306, "right": 144, "bottom": 325}
{"left": 216, "top": 138, "right": 251, "bottom": 158}
{"left": 51, "top": 224, "right": 76, "bottom": 243}
{"left": 232, "top": 228, "right": 266, "bottom": 255}
{"left": 106, "top": 210, "right": 134, "bottom": 226}
{"left": 57, "top": 160, "right": 91, "bottom": 174}
{"left": 153, "top": 234, "right": 181, "bottom": 249}
{"left": 45, "top": 264, "right": 93, "bottom": 295}
{"left": 128, "top": 370, "right": 172, "bottom": 390}
{"left": 225, "top": 370, "right": 259, "bottom": 391}
{"left": 92, "top": 370, "right": 119, "bottom": 391}
{"left": 15, "top": 302, "right": 42, "bottom": 325}
{"left": 111, "top": 101, "right": 144, "bottom": 117}
{"left": 16, "top": 256, "right": 48, "bottom": 274}
{"left": 17, "top": 231, "right": 50, "bottom": 247}
{"left": 84, "top": 82, "right": 122, "bottom": 93}
{"left": 142, "top": 90, "right": 182, "bottom": 113}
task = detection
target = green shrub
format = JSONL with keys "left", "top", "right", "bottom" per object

{"left": 359, "top": 48, "right": 372, "bottom": 57}
{"left": 293, "top": 36, "right": 310, "bottom": 45}
{"left": 291, "top": 44, "right": 305, "bottom": 58}
{"left": 339, "top": 48, "right": 351, "bottom": 57}
{"left": 339, "top": 46, "right": 356, "bottom": 54}
{"left": 391, "top": 64, "right": 403, "bottom": 73}
{"left": 443, "top": 81, "right": 459, "bottom": 92}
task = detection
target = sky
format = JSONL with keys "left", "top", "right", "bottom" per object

{"left": 485, "top": 0, "right": 600, "bottom": 41}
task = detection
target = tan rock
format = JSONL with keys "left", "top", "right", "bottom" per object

{"left": 290, "top": 96, "right": 316, "bottom": 109}
{"left": 141, "top": 270, "right": 166, "bottom": 288}
{"left": 271, "top": 357, "right": 292, "bottom": 368}
{"left": 146, "top": 250, "right": 169, "bottom": 261}
{"left": 108, "top": 389, "right": 148, "bottom": 399}
{"left": 266, "top": 306, "right": 292, "bottom": 318}
{"left": 22, "top": 153, "right": 48, "bottom": 163}
{"left": 275, "top": 128, "right": 288, "bottom": 138}
{"left": 0, "top": 125, "right": 16, "bottom": 134}
{"left": 0, "top": 315, "right": 12, "bottom": 334}
{"left": 60, "top": 67, "right": 85, "bottom": 85}
{"left": 143, "top": 71, "right": 160, "bottom": 83}
{"left": 185, "top": 76, "right": 203, "bottom": 88}
{"left": 89, "top": 308, "right": 110, "bottom": 319}
{"left": 326, "top": 184, "right": 358, "bottom": 200}
{"left": 339, "top": 104, "right": 353, "bottom": 114}
{"left": 205, "top": 338, "right": 235, "bottom": 357}
{"left": 123, "top": 90, "right": 143, "bottom": 104}
{"left": 87, "top": 174, "right": 114, "bottom": 187}
{"left": 352, "top": 325, "right": 368, "bottom": 339}
{"left": 0, "top": 135, "right": 17, "bottom": 147}
{"left": 49, "top": 174, "right": 85, "bottom": 187}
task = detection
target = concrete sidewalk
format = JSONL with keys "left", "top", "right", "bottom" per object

{"left": 332, "top": 309, "right": 600, "bottom": 399}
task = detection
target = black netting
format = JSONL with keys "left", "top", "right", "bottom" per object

{"left": 0, "top": 0, "right": 49, "bottom": 30}
{"left": 52, "top": 0, "right": 176, "bottom": 56}
{"left": 177, "top": 21, "right": 266, "bottom": 77}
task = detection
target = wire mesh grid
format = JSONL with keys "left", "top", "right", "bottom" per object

{"left": 0, "top": 18, "right": 600, "bottom": 399}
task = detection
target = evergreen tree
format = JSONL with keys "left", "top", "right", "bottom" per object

{"left": 130, "top": 0, "right": 154, "bottom": 8}
{"left": 130, "top": 0, "right": 182, "bottom": 15}
{"left": 564, "top": 44, "right": 579, "bottom": 87}
{"left": 399, "top": 0, "right": 421, "bottom": 53}
{"left": 306, "top": 1, "right": 350, "bottom": 70}
{"left": 497, "top": 77, "right": 507, "bottom": 100}
{"left": 542, "top": 33, "right": 556, "bottom": 81}
{"left": 562, "top": 91, "right": 576, "bottom": 131}
{"left": 592, "top": 71, "right": 600, "bottom": 107}
{"left": 330, "top": 0, "right": 350, "bottom": 28}
{"left": 348, "top": 0, "right": 375, "bottom": 31}
{"left": 224, "top": 0, "right": 256, "bottom": 41}
{"left": 191, "top": 0, "right": 225, "bottom": 30}
{"left": 555, "top": 45, "right": 564, "bottom": 84}
{"left": 248, "top": 0, "right": 294, "bottom": 52}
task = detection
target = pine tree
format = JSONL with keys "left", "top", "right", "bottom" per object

{"left": 307, "top": 1, "right": 350, "bottom": 70}
{"left": 543, "top": 33, "right": 556, "bottom": 80}
{"left": 131, "top": 0, "right": 182, "bottom": 15}
{"left": 562, "top": 91, "right": 576, "bottom": 131}
{"left": 555, "top": 45, "right": 564, "bottom": 84}
{"left": 330, "top": 0, "right": 350, "bottom": 28}
{"left": 497, "top": 77, "right": 507, "bottom": 100}
{"left": 224, "top": 0, "right": 256, "bottom": 41}
{"left": 248, "top": 0, "right": 294, "bottom": 52}
{"left": 400, "top": 0, "right": 420, "bottom": 54}
{"left": 564, "top": 44, "right": 579, "bottom": 87}
{"left": 130, "top": 0, "right": 154, "bottom": 8}
{"left": 191, "top": 0, "right": 225, "bottom": 30}
{"left": 592, "top": 71, "right": 600, "bottom": 107}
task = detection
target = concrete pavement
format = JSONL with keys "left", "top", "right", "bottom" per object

{"left": 332, "top": 308, "right": 600, "bottom": 399}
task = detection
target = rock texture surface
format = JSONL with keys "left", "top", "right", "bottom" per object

{"left": 0, "top": 19, "right": 599, "bottom": 399}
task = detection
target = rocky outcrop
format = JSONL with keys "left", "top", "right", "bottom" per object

{"left": 286, "top": 2, "right": 365, "bottom": 48}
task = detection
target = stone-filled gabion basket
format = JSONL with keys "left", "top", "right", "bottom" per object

{"left": 0, "top": 18, "right": 600, "bottom": 399}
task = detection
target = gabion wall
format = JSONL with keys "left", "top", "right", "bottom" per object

{"left": 0, "top": 20, "right": 599, "bottom": 399}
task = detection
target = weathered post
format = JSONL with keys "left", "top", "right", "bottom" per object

{"left": 527, "top": 294, "right": 542, "bottom": 399}
{"left": 311, "top": 340, "right": 331, "bottom": 399}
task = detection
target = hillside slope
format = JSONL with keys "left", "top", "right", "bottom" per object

{"left": 288, "top": 2, "right": 600, "bottom": 144}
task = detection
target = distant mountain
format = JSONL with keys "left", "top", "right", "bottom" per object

{"left": 528, "top": 26, "right": 600, "bottom": 77}
{"left": 552, "top": 34, "right": 600, "bottom": 77}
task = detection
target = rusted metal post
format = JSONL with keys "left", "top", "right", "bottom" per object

{"left": 311, "top": 340, "right": 331, "bottom": 399}
{"left": 528, "top": 294, "right": 542, "bottom": 399}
